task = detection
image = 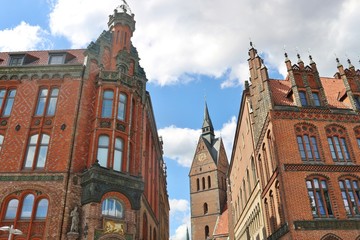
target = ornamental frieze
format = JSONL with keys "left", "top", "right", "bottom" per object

{"left": 283, "top": 164, "right": 360, "bottom": 172}
{"left": 272, "top": 110, "right": 360, "bottom": 122}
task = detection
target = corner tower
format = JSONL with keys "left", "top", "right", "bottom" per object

{"left": 189, "top": 103, "right": 229, "bottom": 240}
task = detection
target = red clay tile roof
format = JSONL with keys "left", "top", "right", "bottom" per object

{"left": 0, "top": 49, "right": 85, "bottom": 67}
{"left": 213, "top": 206, "right": 229, "bottom": 237}
{"left": 269, "top": 77, "right": 349, "bottom": 109}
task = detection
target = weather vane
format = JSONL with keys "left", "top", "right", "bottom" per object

{"left": 118, "top": 0, "right": 132, "bottom": 14}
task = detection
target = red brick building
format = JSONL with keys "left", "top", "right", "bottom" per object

{"left": 0, "top": 4, "right": 169, "bottom": 240}
{"left": 189, "top": 104, "right": 229, "bottom": 240}
{"left": 228, "top": 43, "right": 360, "bottom": 240}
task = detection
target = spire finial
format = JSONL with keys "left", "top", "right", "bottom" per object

{"left": 284, "top": 45, "right": 289, "bottom": 61}
{"left": 249, "top": 37, "right": 253, "bottom": 48}
{"left": 308, "top": 48, "right": 315, "bottom": 64}
{"left": 348, "top": 58, "right": 354, "bottom": 68}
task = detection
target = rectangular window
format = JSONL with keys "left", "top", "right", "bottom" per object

{"left": 312, "top": 92, "right": 321, "bottom": 106}
{"left": 339, "top": 179, "right": 360, "bottom": 216}
{"left": 35, "top": 88, "right": 59, "bottom": 116}
{"left": 117, "top": 93, "right": 127, "bottom": 121}
{"left": 9, "top": 55, "right": 24, "bottom": 66}
{"left": 101, "top": 90, "right": 114, "bottom": 118}
{"left": 297, "top": 135, "right": 320, "bottom": 161}
{"left": 299, "top": 91, "right": 308, "bottom": 106}
{"left": 2, "top": 89, "right": 16, "bottom": 117}
{"left": 49, "top": 54, "right": 65, "bottom": 65}
{"left": 307, "top": 178, "right": 333, "bottom": 217}
{"left": 328, "top": 136, "right": 350, "bottom": 162}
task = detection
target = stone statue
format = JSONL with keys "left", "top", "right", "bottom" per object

{"left": 70, "top": 206, "right": 79, "bottom": 233}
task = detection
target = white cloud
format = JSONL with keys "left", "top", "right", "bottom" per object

{"left": 158, "top": 126, "right": 200, "bottom": 167}
{"left": 169, "top": 199, "right": 189, "bottom": 216}
{"left": 169, "top": 199, "right": 191, "bottom": 240}
{"left": 159, "top": 116, "right": 236, "bottom": 167}
{"left": 0, "top": 21, "right": 51, "bottom": 52}
{"left": 46, "top": 0, "right": 360, "bottom": 86}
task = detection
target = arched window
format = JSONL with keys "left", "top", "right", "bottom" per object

{"left": 35, "top": 199, "right": 49, "bottom": 219}
{"left": 326, "top": 125, "right": 351, "bottom": 162}
{"left": 97, "top": 135, "right": 109, "bottom": 167}
{"left": 339, "top": 177, "right": 360, "bottom": 216}
{"left": 102, "top": 198, "right": 123, "bottom": 218}
{"left": 21, "top": 194, "right": 35, "bottom": 219}
{"left": 24, "top": 134, "right": 50, "bottom": 169}
{"left": 143, "top": 213, "right": 148, "bottom": 240}
{"left": 205, "top": 225, "right": 209, "bottom": 239}
{"left": 2, "top": 191, "right": 49, "bottom": 239}
{"left": 113, "top": 137, "right": 124, "bottom": 171}
{"left": 295, "top": 124, "right": 321, "bottom": 162}
{"left": 202, "top": 177, "right": 206, "bottom": 190}
{"left": 203, "top": 203, "right": 208, "bottom": 214}
{"left": 101, "top": 90, "right": 114, "bottom": 118}
{"left": 35, "top": 87, "right": 59, "bottom": 116}
{"left": 4, "top": 199, "right": 18, "bottom": 219}
{"left": 117, "top": 93, "right": 127, "bottom": 121}
{"left": 196, "top": 178, "right": 200, "bottom": 191}
{"left": 208, "top": 176, "right": 211, "bottom": 189}
{"left": 306, "top": 177, "right": 333, "bottom": 217}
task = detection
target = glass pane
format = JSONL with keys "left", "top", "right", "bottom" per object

{"left": 313, "top": 179, "right": 319, "bottom": 189}
{"left": 345, "top": 179, "right": 351, "bottom": 189}
{"left": 299, "top": 92, "right": 308, "bottom": 106}
{"left": 312, "top": 93, "right": 320, "bottom": 106}
{"left": 36, "top": 146, "right": 48, "bottom": 168}
{"left": 324, "top": 191, "right": 333, "bottom": 215}
{"left": 51, "top": 88, "right": 59, "bottom": 96}
{"left": 311, "top": 137, "right": 320, "bottom": 160}
{"left": 36, "top": 199, "right": 49, "bottom": 219}
{"left": 5, "top": 199, "right": 19, "bottom": 219}
{"left": 342, "top": 191, "right": 351, "bottom": 215}
{"left": 35, "top": 90, "right": 47, "bottom": 115}
{"left": 304, "top": 135, "right": 313, "bottom": 159}
{"left": 104, "top": 91, "right": 114, "bottom": 99}
{"left": 0, "top": 89, "right": 5, "bottom": 108}
{"left": 0, "top": 135, "right": 4, "bottom": 150}
{"left": 3, "top": 90, "right": 16, "bottom": 116}
{"left": 46, "top": 97, "right": 58, "bottom": 116}
{"left": 24, "top": 146, "right": 36, "bottom": 168}
{"left": 115, "top": 138, "right": 123, "bottom": 150}
{"left": 321, "top": 180, "right": 327, "bottom": 189}
{"left": 101, "top": 90, "right": 114, "bottom": 118}
{"left": 114, "top": 150, "right": 122, "bottom": 171}
{"left": 340, "top": 138, "right": 350, "bottom": 161}
{"left": 297, "top": 136, "right": 306, "bottom": 160}
{"left": 306, "top": 180, "right": 312, "bottom": 189}
{"left": 30, "top": 134, "right": 39, "bottom": 144}
{"left": 98, "top": 135, "right": 109, "bottom": 146}
{"left": 115, "top": 200, "right": 122, "bottom": 217}
{"left": 41, "top": 134, "right": 50, "bottom": 144}
{"left": 97, "top": 148, "right": 108, "bottom": 167}
{"left": 117, "top": 94, "right": 127, "bottom": 120}
{"left": 333, "top": 136, "right": 344, "bottom": 160}
{"left": 21, "top": 194, "right": 35, "bottom": 219}
{"left": 339, "top": 181, "right": 344, "bottom": 189}
{"left": 308, "top": 191, "right": 316, "bottom": 215}
{"left": 315, "top": 191, "right": 325, "bottom": 215}
{"left": 327, "top": 138, "right": 337, "bottom": 160}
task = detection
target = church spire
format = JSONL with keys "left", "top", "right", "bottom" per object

{"left": 202, "top": 102, "right": 215, "bottom": 143}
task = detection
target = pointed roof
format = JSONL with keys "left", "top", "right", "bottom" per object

{"left": 202, "top": 102, "right": 214, "bottom": 142}
{"left": 186, "top": 227, "right": 190, "bottom": 240}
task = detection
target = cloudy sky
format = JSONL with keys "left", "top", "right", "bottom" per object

{"left": 1, "top": 0, "right": 360, "bottom": 238}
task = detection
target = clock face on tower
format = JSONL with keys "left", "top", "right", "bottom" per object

{"left": 197, "top": 153, "right": 206, "bottom": 162}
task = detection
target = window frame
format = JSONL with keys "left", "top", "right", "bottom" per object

{"left": 312, "top": 92, "right": 321, "bottom": 106}
{"left": 34, "top": 87, "right": 59, "bottom": 116}
{"left": 325, "top": 125, "right": 351, "bottom": 163}
{"left": 101, "top": 89, "right": 114, "bottom": 118}
{"left": 117, "top": 93, "right": 127, "bottom": 121}
{"left": 0, "top": 88, "right": 17, "bottom": 117}
{"left": 295, "top": 124, "right": 321, "bottom": 162}
{"left": 48, "top": 54, "right": 65, "bottom": 65}
{"left": 339, "top": 177, "right": 360, "bottom": 217}
{"left": 101, "top": 198, "right": 124, "bottom": 218}
{"left": 96, "top": 134, "right": 125, "bottom": 171}
{"left": 306, "top": 177, "right": 333, "bottom": 218}
{"left": 9, "top": 55, "right": 24, "bottom": 66}
{"left": 23, "top": 133, "right": 50, "bottom": 170}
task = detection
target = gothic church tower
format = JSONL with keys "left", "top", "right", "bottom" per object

{"left": 189, "top": 103, "right": 229, "bottom": 239}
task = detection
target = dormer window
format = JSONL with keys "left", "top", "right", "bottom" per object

{"left": 9, "top": 55, "right": 25, "bottom": 66}
{"left": 49, "top": 54, "right": 65, "bottom": 65}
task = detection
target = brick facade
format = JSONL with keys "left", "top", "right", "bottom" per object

{"left": 228, "top": 43, "right": 360, "bottom": 240}
{"left": 0, "top": 5, "right": 169, "bottom": 240}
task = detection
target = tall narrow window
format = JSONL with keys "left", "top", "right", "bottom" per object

{"left": 306, "top": 178, "right": 333, "bottom": 217}
{"left": 299, "top": 91, "right": 308, "bottom": 106}
{"left": 354, "top": 127, "right": 360, "bottom": 149}
{"left": 196, "top": 178, "right": 200, "bottom": 191}
{"left": 101, "top": 90, "right": 114, "bottom": 118}
{"left": 4, "top": 199, "right": 19, "bottom": 219}
{"left": 295, "top": 124, "right": 321, "bottom": 162}
{"left": 35, "top": 199, "right": 49, "bottom": 219}
{"left": 2, "top": 89, "right": 16, "bottom": 116}
{"left": 203, "top": 203, "right": 208, "bottom": 214}
{"left": 312, "top": 92, "right": 321, "bottom": 106}
{"left": 205, "top": 225, "right": 209, "bottom": 239}
{"left": 354, "top": 96, "right": 360, "bottom": 110}
{"left": 117, "top": 93, "right": 127, "bottom": 121}
{"left": 327, "top": 134, "right": 350, "bottom": 162}
{"left": 208, "top": 176, "right": 211, "bottom": 189}
{"left": 339, "top": 178, "right": 360, "bottom": 216}
{"left": 35, "top": 88, "right": 59, "bottom": 116}
{"left": 113, "top": 137, "right": 123, "bottom": 171}
{"left": 20, "top": 194, "right": 35, "bottom": 219}
{"left": 251, "top": 157, "right": 257, "bottom": 185}
{"left": 24, "top": 134, "right": 50, "bottom": 169}
{"left": 97, "top": 135, "right": 109, "bottom": 167}
{"left": 202, "top": 177, "right": 206, "bottom": 190}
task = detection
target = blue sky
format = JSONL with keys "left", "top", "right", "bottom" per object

{"left": 1, "top": 0, "right": 360, "bottom": 239}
